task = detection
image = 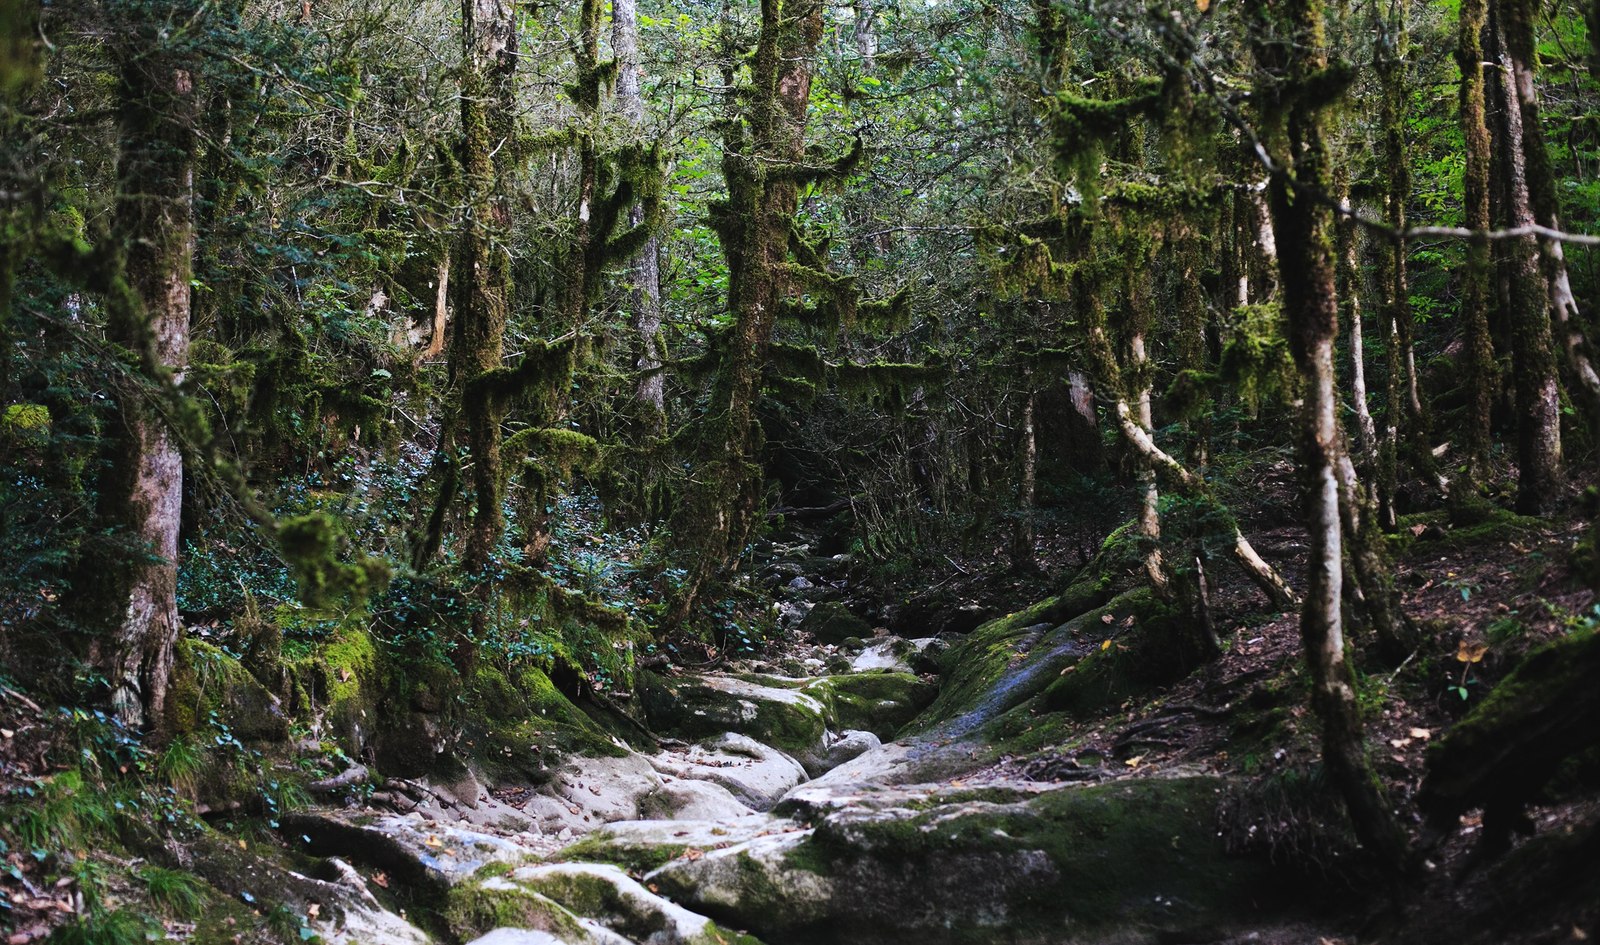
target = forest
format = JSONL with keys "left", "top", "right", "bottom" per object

{"left": 2, "top": 0, "right": 1599, "bottom": 941}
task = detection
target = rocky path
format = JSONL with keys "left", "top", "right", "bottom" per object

{"left": 278, "top": 565, "right": 1327, "bottom": 945}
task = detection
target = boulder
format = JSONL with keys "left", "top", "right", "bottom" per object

{"left": 801, "top": 672, "right": 936, "bottom": 740}
{"left": 848, "top": 637, "right": 935, "bottom": 674}
{"left": 794, "top": 730, "right": 881, "bottom": 778}
{"left": 509, "top": 863, "right": 763, "bottom": 945}
{"left": 640, "top": 672, "right": 830, "bottom": 753}
{"left": 650, "top": 777, "right": 1309, "bottom": 944}
{"left": 649, "top": 733, "right": 808, "bottom": 810}
{"left": 282, "top": 810, "right": 534, "bottom": 892}
{"left": 796, "top": 602, "right": 872, "bottom": 644}
{"left": 170, "top": 639, "right": 290, "bottom": 742}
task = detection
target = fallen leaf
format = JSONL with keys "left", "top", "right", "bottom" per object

{"left": 1125, "top": 755, "right": 1145, "bottom": 768}
{"left": 1409, "top": 524, "right": 1427, "bottom": 537}
{"left": 1457, "top": 641, "right": 1489, "bottom": 664}
{"left": 1101, "top": 613, "right": 1114, "bottom": 624}
{"left": 307, "top": 904, "right": 320, "bottom": 919}
{"left": 1100, "top": 639, "right": 1113, "bottom": 652}
{"left": 1409, "top": 727, "right": 1431, "bottom": 740}
{"left": 684, "top": 848, "right": 704, "bottom": 861}
{"left": 372, "top": 872, "right": 389, "bottom": 889}
{"left": 1389, "top": 738, "right": 1412, "bottom": 749}
{"left": 424, "top": 835, "right": 443, "bottom": 848}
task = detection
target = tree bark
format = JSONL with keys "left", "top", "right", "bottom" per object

{"left": 104, "top": 27, "right": 198, "bottom": 730}
{"left": 672, "top": 0, "right": 826, "bottom": 620}
{"left": 1458, "top": 0, "right": 1497, "bottom": 484}
{"left": 1499, "top": 0, "right": 1600, "bottom": 437}
{"left": 1487, "top": 0, "right": 1563, "bottom": 514}
{"left": 611, "top": 0, "right": 667, "bottom": 429}
{"left": 1082, "top": 291, "right": 1295, "bottom": 611}
{"left": 450, "top": 0, "right": 518, "bottom": 669}
{"left": 1252, "top": 0, "right": 1410, "bottom": 868}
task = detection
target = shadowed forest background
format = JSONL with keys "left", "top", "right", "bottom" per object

{"left": 2, "top": 0, "right": 1600, "bottom": 941}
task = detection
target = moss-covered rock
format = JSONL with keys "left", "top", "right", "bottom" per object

{"left": 445, "top": 875, "right": 591, "bottom": 942}
{"left": 801, "top": 672, "right": 936, "bottom": 740}
{"left": 909, "top": 588, "right": 1160, "bottom": 739}
{"left": 169, "top": 639, "right": 290, "bottom": 741}
{"left": 649, "top": 777, "right": 1315, "bottom": 944}
{"left": 797, "top": 602, "right": 872, "bottom": 644}
{"left": 1038, "top": 592, "right": 1189, "bottom": 718}
{"left": 1420, "top": 629, "right": 1600, "bottom": 848}
{"left": 509, "top": 863, "right": 765, "bottom": 945}
{"left": 639, "top": 671, "right": 830, "bottom": 753}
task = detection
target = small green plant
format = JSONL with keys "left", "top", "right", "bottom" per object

{"left": 138, "top": 865, "right": 207, "bottom": 918}
{"left": 1486, "top": 615, "right": 1526, "bottom": 644}
{"left": 156, "top": 736, "right": 207, "bottom": 797}
{"left": 1441, "top": 573, "right": 1481, "bottom": 602}
{"left": 43, "top": 910, "right": 150, "bottom": 945}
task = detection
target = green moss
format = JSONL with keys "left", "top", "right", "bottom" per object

{"left": 797, "top": 602, "right": 871, "bottom": 644}
{"left": 169, "top": 639, "right": 289, "bottom": 741}
{"left": 1387, "top": 506, "right": 1545, "bottom": 555}
{"left": 551, "top": 833, "right": 692, "bottom": 875}
{"left": 802, "top": 672, "right": 936, "bottom": 739}
{"left": 444, "top": 877, "right": 587, "bottom": 941}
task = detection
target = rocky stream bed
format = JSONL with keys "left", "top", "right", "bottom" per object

{"left": 256, "top": 560, "right": 1340, "bottom": 945}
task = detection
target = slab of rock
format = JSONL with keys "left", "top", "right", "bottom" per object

{"left": 457, "top": 863, "right": 761, "bottom": 945}
{"left": 649, "top": 733, "right": 808, "bottom": 810}
{"left": 640, "top": 672, "right": 830, "bottom": 753}
{"left": 797, "top": 602, "right": 872, "bottom": 644}
{"left": 794, "top": 729, "right": 881, "bottom": 778}
{"left": 282, "top": 810, "right": 534, "bottom": 892}
{"left": 800, "top": 672, "right": 937, "bottom": 740}
{"left": 652, "top": 777, "right": 1308, "bottom": 944}
{"left": 849, "top": 637, "right": 939, "bottom": 674}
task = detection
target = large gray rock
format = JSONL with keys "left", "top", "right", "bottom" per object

{"left": 640, "top": 672, "right": 830, "bottom": 753}
{"left": 649, "top": 733, "right": 808, "bottom": 810}
{"left": 797, "top": 602, "right": 872, "bottom": 644}
{"left": 450, "top": 861, "right": 769, "bottom": 944}
{"left": 794, "top": 729, "right": 881, "bottom": 777}
{"left": 649, "top": 777, "right": 1307, "bottom": 944}
{"left": 282, "top": 810, "right": 535, "bottom": 892}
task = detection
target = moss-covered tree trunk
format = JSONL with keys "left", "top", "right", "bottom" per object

{"left": 672, "top": 0, "right": 825, "bottom": 621}
{"left": 102, "top": 22, "right": 198, "bottom": 730}
{"left": 1375, "top": 27, "right": 1436, "bottom": 493}
{"left": 1487, "top": 0, "right": 1563, "bottom": 514}
{"left": 450, "top": 0, "right": 518, "bottom": 667}
{"left": 1457, "top": 0, "right": 1497, "bottom": 484}
{"left": 1500, "top": 0, "right": 1600, "bottom": 438}
{"left": 611, "top": 0, "right": 666, "bottom": 429}
{"left": 1251, "top": 0, "right": 1409, "bottom": 867}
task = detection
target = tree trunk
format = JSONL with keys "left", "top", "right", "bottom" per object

{"left": 672, "top": 0, "right": 826, "bottom": 620}
{"left": 1376, "top": 28, "right": 1439, "bottom": 493}
{"left": 1336, "top": 183, "right": 1379, "bottom": 503}
{"left": 451, "top": 0, "right": 518, "bottom": 669}
{"left": 104, "top": 29, "right": 198, "bottom": 730}
{"left": 423, "top": 255, "right": 450, "bottom": 358}
{"left": 1487, "top": 0, "right": 1563, "bottom": 514}
{"left": 1012, "top": 388, "right": 1038, "bottom": 571}
{"left": 1458, "top": 0, "right": 1497, "bottom": 484}
{"left": 1253, "top": 0, "right": 1410, "bottom": 867}
{"left": 1500, "top": 0, "right": 1600, "bottom": 436}
{"left": 1082, "top": 289, "right": 1295, "bottom": 611}
{"left": 612, "top": 0, "right": 666, "bottom": 429}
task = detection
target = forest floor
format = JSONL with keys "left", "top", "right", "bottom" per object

{"left": 4, "top": 466, "right": 1600, "bottom": 944}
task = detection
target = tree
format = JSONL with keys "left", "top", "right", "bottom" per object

{"left": 94, "top": 1, "right": 201, "bottom": 729}
{"left": 1249, "top": 0, "right": 1409, "bottom": 866}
